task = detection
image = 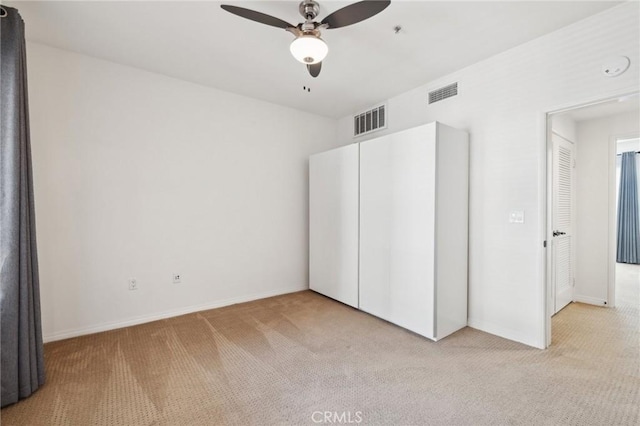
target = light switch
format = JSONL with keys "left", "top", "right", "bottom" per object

{"left": 509, "top": 210, "right": 525, "bottom": 224}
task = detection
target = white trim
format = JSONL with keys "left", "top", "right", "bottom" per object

{"left": 573, "top": 295, "right": 607, "bottom": 306}
{"left": 608, "top": 133, "right": 618, "bottom": 308}
{"left": 468, "top": 318, "right": 545, "bottom": 349}
{"left": 541, "top": 111, "right": 554, "bottom": 349}
{"left": 43, "top": 285, "right": 307, "bottom": 343}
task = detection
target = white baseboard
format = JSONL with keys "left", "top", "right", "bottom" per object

{"left": 43, "top": 285, "right": 308, "bottom": 343}
{"left": 467, "top": 318, "right": 545, "bottom": 349}
{"left": 573, "top": 295, "right": 608, "bottom": 306}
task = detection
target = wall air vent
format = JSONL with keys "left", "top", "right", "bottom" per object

{"left": 429, "top": 83, "right": 458, "bottom": 104}
{"left": 354, "top": 104, "right": 386, "bottom": 137}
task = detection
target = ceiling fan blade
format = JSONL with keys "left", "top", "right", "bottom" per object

{"left": 307, "top": 62, "right": 322, "bottom": 78}
{"left": 220, "top": 5, "right": 295, "bottom": 29}
{"left": 321, "top": 0, "right": 390, "bottom": 29}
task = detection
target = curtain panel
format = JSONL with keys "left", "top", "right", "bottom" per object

{"left": 1, "top": 5, "right": 46, "bottom": 407}
{"left": 616, "top": 151, "right": 640, "bottom": 264}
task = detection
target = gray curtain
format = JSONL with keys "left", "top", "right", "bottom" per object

{"left": 1, "top": 5, "right": 46, "bottom": 407}
{"left": 617, "top": 151, "right": 640, "bottom": 264}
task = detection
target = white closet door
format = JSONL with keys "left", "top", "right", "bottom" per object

{"left": 309, "top": 144, "right": 359, "bottom": 308}
{"left": 434, "top": 124, "right": 469, "bottom": 339}
{"left": 552, "top": 133, "right": 575, "bottom": 314}
{"left": 359, "top": 125, "right": 437, "bottom": 338}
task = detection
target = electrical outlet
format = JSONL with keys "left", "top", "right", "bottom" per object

{"left": 128, "top": 278, "right": 138, "bottom": 291}
{"left": 173, "top": 273, "right": 181, "bottom": 284}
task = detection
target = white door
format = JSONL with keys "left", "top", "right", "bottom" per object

{"left": 359, "top": 124, "right": 437, "bottom": 338}
{"left": 552, "top": 133, "right": 575, "bottom": 314}
{"left": 309, "top": 144, "right": 359, "bottom": 308}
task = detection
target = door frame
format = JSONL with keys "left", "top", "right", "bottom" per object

{"left": 542, "top": 88, "right": 639, "bottom": 348}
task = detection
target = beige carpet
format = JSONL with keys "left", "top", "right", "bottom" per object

{"left": 2, "top": 265, "right": 638, "bottom": 425}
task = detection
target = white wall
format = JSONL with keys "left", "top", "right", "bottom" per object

{"left": 575, "top": 111, "right": 639, "bottom": 305}
{"left": 27, "top": 43, "right": 339, "bottom": 342}
{"left": 336, "top": 3, "right": 639, "bottom": 348}
{"left": 552, "top": 114, "right": 577, "bottom": 142}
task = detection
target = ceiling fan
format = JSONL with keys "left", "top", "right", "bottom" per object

{"left": 220, "top": 0, "right": 391, "bottom": 78}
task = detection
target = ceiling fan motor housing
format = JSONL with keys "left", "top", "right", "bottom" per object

{"left": 300, "top": 0, "right": 320, "bottom": 20}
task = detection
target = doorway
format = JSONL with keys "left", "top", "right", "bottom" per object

{"left": 545, "top": 92, "right": 640, "bottom": 346}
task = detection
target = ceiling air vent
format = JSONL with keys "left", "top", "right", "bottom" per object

{"left": 354, "top": 104, "right": 386, "bottom": 137}
{"left": 429, "top": 82, "right": 458, "bottom": 104}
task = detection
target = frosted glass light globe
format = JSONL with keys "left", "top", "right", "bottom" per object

{"left": 290, "top": 35, "right": 328, "bottom": 65}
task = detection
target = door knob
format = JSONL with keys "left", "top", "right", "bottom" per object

{"left": 553, "top": 231, "right": 566, "bottom": 237}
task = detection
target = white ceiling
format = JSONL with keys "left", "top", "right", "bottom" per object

{"left": 5, "top": 0, "right": 623, "bottom": 118}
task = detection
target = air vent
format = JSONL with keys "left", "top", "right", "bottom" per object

{"left": 354, "top": 104, "right": 386, "bottom": 137}
{"left": 429, "top": 83, "right": 458, "bottom": 104}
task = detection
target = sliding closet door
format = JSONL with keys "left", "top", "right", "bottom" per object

{"left": 309, "top": 145, "right": 359, "bottom": 308}
{"left": 359, "top": 125, "right": 437, "bottom": 337}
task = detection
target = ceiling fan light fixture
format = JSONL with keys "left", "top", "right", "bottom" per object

{"left": 290, "top": 35, "right": 328, "bottom": 64}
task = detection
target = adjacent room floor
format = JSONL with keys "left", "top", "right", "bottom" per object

{"left": 2, "top": 265, "right": 638, "bottom": 425}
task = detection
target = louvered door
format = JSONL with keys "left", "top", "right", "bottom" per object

{"left": 552, "top": 133, "right": 574, "bottom": 314}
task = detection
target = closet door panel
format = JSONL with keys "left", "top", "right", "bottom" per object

{"left": 309, "top": 145, "right": 359, "bottom": 308}
{"left": 359, "top": 125, "right": 437, "bottom": 337}
{"left": 359, "top": 138, "right": 391, "bottom": 318}
{"left": 434, "top": 123, "right": 469, "bottom": 339}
